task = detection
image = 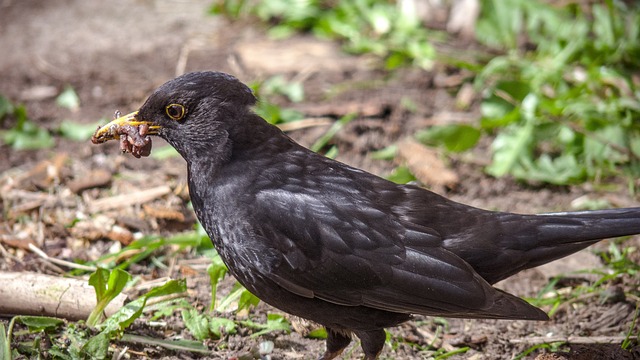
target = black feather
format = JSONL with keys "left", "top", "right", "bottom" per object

{"left": 129, "top": 71, "right": 640, "bottom": 360}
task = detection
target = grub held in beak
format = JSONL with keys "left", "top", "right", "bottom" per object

{"left": 91, "top": 111, "right": 160, "bottom": 143}
{"left": 91, "top": 111, "right": 161, "bottom": 158}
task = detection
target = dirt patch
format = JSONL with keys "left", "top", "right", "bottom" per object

{"left": 1, "top": 1, "right": 639, "bottom": 360}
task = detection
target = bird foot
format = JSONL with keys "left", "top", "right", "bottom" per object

{"left": 318, "top": 351, "right": 341, "bottom": 360}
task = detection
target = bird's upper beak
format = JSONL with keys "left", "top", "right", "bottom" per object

{"left": 91, "top": 111, "right": 161, "bottom": 144}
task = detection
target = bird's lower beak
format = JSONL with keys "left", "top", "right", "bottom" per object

{"left": 91, "top": 111, "right": 161, "bottom": 144}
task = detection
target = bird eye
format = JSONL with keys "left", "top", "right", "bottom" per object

{"left": 165, "top": 104, "right": 186, "bottom": 120}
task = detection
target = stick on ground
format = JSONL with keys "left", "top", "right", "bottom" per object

{"left": 0, "top": 272, "right": 127, "bottom": 321}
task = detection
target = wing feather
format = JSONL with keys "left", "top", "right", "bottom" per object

{"left": 250, "top": 181, "right": 504, "bottom": 316}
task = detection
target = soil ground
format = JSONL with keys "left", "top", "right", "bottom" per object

{"left": 1, "top": 1, "right": 638, "bottom": 359}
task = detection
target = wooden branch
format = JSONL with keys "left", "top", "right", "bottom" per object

{"left": 509, "top": 336, "right": 627, "bottom": 345}
{"left": 0, "top": 272, "right": 127, "bottom": 321}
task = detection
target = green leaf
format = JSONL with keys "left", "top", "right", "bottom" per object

{"left": 486, "top": 117, "right": 534, "bottom": 178}
{"left": 56, "top": 86, "right": 80, "bottom": 111}
{"left": 182, "top": 309, "right": 236, "bottom": 341}
{"left": 1, "top": 113, "right": 54, "bottom": 150}
{"left": 120, "top": 334, "right": 210, "bottom": 353}
{"left": 261, "top": 76, "right": 305, "bottom": 103}
{"left": 0, "top": 322, "right": 9, "bottom": 360}
{"left": 87, "top": 268, "right": 131, "bottom": 326}
{"left": 250, "top": 313, "right": 290, "bottom": 337}
{"left": 80, "top": 332, "right": 109, "bottom": 360}
{"left": 182, "top": 309, "right": 210, "bottom": 341}
{"left": 15, "top": 316, "right": 63, "bottom": 332}
{"left": 475, "top": 0, "right": 524, "bottom": 49}
{"left": 238, "top": 289, "right": 260, "bottom": 312}
{"left": 307, "top": 327, "right": 328, "bottom": 339}
{"left": 58, "top": 120, "right": 102, "bottom": 141}
{"left": 253, "top": 101, "right": 303, "bottom": 125}
{"left": 0, "top": 95, "right": 14, "bottom": 119}
{"left": 310, "top": 113, "right": 356, "bottom": 153}
{"left": 513, "top": 153, "right": 586, "bottom": 184}
{"left": 88, "top": 268, "right": 109, "bottom": 301}
{"left": 105, "top": 269, "right": 130, "bottom": 302}
{"left": 217, "top": 282, "right": 246, "bottom": 312}
{"left": 415, "top": 125, "right": 481, "bottom": 153}
{"left": 407, "top": 41, "right": 435, "bottom": 69}
{"left": 209, "top": 317, "right": 236, "bottom": 338}
{"left": 97, "top": 279, "right": 186, "bottom": 337}
{"left": 207, "top": 253, "right": 228, "bottom": 311}
{"left": 145, "top": 278, "right": 187, "bottom": 298}
{"left": 386, "top": 166, "right": 416, "bottom": 184}
{"left": 497, "top": 80, "right": 532, "bottom": 103}
{"left": 369, "top": 145, "right": 397, "bottom": 160}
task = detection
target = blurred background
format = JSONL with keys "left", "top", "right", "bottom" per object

{"left": 0, "top": 0, "right": 639, "bottom": 359}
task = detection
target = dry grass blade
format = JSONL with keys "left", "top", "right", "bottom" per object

{"left": 28, "top": 243, "right": 97, "bottom": 271}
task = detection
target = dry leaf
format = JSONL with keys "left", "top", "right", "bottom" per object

{"left": 396, "top": 138, "right": 459, "bottom": 188}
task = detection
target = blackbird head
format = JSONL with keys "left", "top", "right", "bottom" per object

{"left": 92, "top": 71, "right": 260, "bottom": 161}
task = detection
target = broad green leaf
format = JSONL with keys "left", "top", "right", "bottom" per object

{"left": 87, "top": 268, "right": 131, "bottom": 326}
{"left": 209, "top": 317, "right": 236, "bottom": 338}
{"left": 415, "top": 125, "right": 481, "bottom": 153}
{"left": 1, "top": 110, "right": 54, "bottom": 150}
{"left": 182, "top": 309, "right": 236, "bottom": 341}
{"left": 480, "top": 97, "right": 513, "bottom": 120}
{"left": 97, "top": 279, "right": 186, "bottom": 335}
{"left": 106, "top": 269, "right": 131, "bottom": 300}
{"left": 486, "top": 117, "right": 534, "bottom": 178}
{"left": 80, "top": 332, "right": 109, "bottom": 360}
{"left": 262, "top": 76, "right": 305, "bottom": 103}
{"left": 182, "top": 309, "right": 210, "bottom": 341}
{"left": 3, "top": 126, "right": 54, "bottom": 150}
{"left": 145, "top": 278, "right": 187, "bottom": 298}
{"left": 88, "top": 268, "right": 110, "bottom": 301}
{"left": 15, "top": 316, "right": 63, "bottom": 332}
{"left": 512, "top": 153, "right": 585, "bottom": 184}
{"left": 250, "top": 313, "right": 290, "bottom": 337}
{"left": 307, "top": 327, "right": 328, "bottom": 339}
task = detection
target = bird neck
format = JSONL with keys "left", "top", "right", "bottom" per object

{"left": 227, "top": 113, "right": 284, "bottom": 149}
{"left": 181, "top": 114, "right": 289, "bottom": 179}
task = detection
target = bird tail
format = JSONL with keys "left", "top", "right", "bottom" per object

{"left": 463, "top": 207, "right": 640, "bottom": 284}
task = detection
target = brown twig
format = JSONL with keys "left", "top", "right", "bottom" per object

{"left": 0, "top": 272, "right": 126, "bottom": 321}
{"left": 88, "top": 185, "right": 172, "bottom": 212}
{"left": 509, "top": 335, "right": 627, "bottom": 345}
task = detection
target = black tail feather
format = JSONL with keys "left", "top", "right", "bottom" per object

{"left": 454, "top": 207, "right": 640, "bottom": 284}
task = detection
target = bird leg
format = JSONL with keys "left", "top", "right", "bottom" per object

{"left": 354, "top": 329, "right": 386, "bottom": 360}
{"left": 319, "top": 327, "right": 352, "bottom": 360}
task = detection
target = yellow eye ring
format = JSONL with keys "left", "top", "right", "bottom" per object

{"left": 165, "top": 104, "right": 186, "bottom": 120}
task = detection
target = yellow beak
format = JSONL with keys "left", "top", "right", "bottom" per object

{"left": 91, "top": 111, "right": 161, "bottom": 144}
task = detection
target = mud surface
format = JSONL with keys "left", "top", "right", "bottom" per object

{"left": 1, "top": 1, "right": 638, "bottom": 359}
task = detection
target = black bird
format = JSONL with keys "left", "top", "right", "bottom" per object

{"left": 92, "top": 71, "right": 640, "bottom": 359}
